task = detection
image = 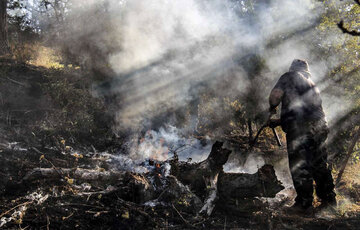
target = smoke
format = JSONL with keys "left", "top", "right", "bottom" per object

{"left": 105, "top": 0, "right": 249, "bottom": 132}
{"left": 106, "top": 0, "right": 322, "bottom": 132}
{"left": 42, "top": 0, "right": 355, "bottom": 163}
{"left": 126, "top": 125, "right": 212, "bottom": 162}
{"left": 57, "top": 0, "right": 325, "bottom": 129}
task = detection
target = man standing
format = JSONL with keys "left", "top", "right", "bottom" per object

{"left": 268, "top": 59, "right": 336, "bottom": 212}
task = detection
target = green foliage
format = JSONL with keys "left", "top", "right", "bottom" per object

{"left": 10, "top": 42, "right": 35, "bottom": 64}
{"left": 40, "top": 68, "right": 112, "bottom": 144}
{"left": 7, "top": 0, "right": 41, "bottom": 64}
{"left": 315, "top": 0, "right": 360, "bottom": 164}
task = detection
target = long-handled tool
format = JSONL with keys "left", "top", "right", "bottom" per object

{"left": 250, "top": 120, "right": 282, "bottom": 148}
{"left": 272, "top": 127, "right": 282, "bottom": 147}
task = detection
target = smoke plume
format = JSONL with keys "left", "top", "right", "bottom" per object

{"left": 47, "top": 0, "right": 353, "bottom": 162}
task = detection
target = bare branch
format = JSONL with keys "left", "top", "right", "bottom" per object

{"left": 337, "top": 20, "right": 360, "bottom": 36}
{"left": 341, "top": 0, "right": 360, "bottom": 6}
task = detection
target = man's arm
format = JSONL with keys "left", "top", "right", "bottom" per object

{"left": 269, "top": 88, "right": 284, "bottom": 114}
{"left": 269, "top": 73, "right": 291, "bottom": 118}
{"left": 269, "top": 73, "right": 289, "bottom": 114}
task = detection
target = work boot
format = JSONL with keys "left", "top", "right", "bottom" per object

{"left": 314, "top": 199, "right": 338, "bottom": 218}
{"left": 283, "top": 202, "right": 314, "bottom": 216}
{"left": 316, "top": 199, "right": 337, "bottom": 212}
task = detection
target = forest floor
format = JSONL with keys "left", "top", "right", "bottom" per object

{"left": 0, "top": 59, "right": 359, "bottom": 229}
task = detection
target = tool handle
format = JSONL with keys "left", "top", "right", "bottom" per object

{"left": 250, "top": 125, "right": 266, "bottom": 148}
{"left": 272, "top": 127, "right": 282, "bottom": 146}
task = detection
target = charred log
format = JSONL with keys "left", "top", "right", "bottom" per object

{"left": 170, "top": 141, "right": 283, "bottom": 215}
{"left": 15, "top": 168, "right": 155, "bottom": 204}
{"left": 22, "top": 168, "right": 124, "bottom": 182}
{"left": 218, "top": 164, "right": 284, "bottom": 198}
{"left": 170, "top": 141, "right": 232, "bottom": 200}
{"left": 157, "top": 175, "right": 203, "bottom": 214}
{"left": 217, "top": 164, "right": 284, "bottom": 213}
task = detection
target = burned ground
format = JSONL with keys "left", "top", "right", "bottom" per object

{"left": 0, "top": 60, "right": 359, "bottom": 230}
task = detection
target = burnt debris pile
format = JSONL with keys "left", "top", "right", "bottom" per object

{"left": 0, "top": 138, "right": 286, "bottom": 229}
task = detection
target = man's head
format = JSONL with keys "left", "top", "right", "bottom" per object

{"left": 289, "top": 59, "right": 310, "bottom": 73}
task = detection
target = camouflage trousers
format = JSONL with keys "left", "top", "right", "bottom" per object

{"left": 286, "top": 122, "right": 336, "bottom": 207}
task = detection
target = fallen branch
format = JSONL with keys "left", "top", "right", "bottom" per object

{"left": 60, "top": 203, "right": 106, "bottom": 209}
{"left": 39, "top": 154, "right": 65, "bottom": 179}
{"left": 22, "top": 167, "right": 125, "bottom": 182}
{"left": 0, "top": 201, "right": 33, "bottom": 218}
{"left": 21, "top": 168, "right": 155, "bottom": 204}
{"left": 172, "top": 203, "right": 197, "bottom": 229}
{"left": 6, "top": 77, "right": 27, "bottom": 87}
{"left": 338, "top": 21, "right": 360, "bottom": 36}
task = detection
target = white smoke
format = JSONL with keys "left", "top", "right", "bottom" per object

{"left": 57, "top": 0, "right": 330, "bottom": 131}
{"left": 42, "top": 0, "right": 354, "bottom": 163}
{"left": 105, "top": 0, "right": 324, "bottom": 130}
{"left": 127, "top": 125, "right": 212, "bottom": 162}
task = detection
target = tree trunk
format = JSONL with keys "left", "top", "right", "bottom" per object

{"left": 170, "top": 141, "right": 232, "bottom": 200}
{"left": 170, "top": 141, "right": 284, "bottom": 215}
{"left": 0, "top": 0, "right": 9, "bottom": 55}
{"left": 336, "top": 127, "right": 360, "bottom": 186}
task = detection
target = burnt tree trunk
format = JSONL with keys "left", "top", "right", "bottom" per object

{"left": 170, "top": 141, "right": 283, "bottom": 199}
{"left": 0, "top": 0, "right": 9, "bottom": 55}
{"left": 218, "top": 165, "right": 283, "bottom": 198}
{"left": 170, "top": 141, "right": 232, "bottom": 200}
{"left": 170, "top": 141, "right": 284, "bottom": 215}
{"left": 217, "top": 164, "right": 284, "bottom": 213}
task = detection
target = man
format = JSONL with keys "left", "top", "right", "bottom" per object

{"left": 268, "top": 59, "right": 336, "bottom": 212}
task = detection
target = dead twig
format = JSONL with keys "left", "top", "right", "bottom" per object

{"left": 171, "top": 203, "right": 197, "bottom": 229}
{"left": 193, "top": 219, "right": 206, "bottom": 226}
{"left": 156, "top": 188, "right": 169, "bottom": 201}
{"left": 31, "top": 147, "right": 43, "bottom": 155}
{"left": 85, "top": 210, "right": 110, "bottom": 217}
{"left": 61, "top": 203, "right": 105, "bottom": 209}
{"left": 37, "top": 149, "right": 65, "bottom": 179}
{"left": 46, "top": 215, "right": 50, "bottom": 230}
{"left": 62, "top": 212, "right": 74, "bottom": 220}
{"left": 0, "top": 201, "right": 33, "bottom": 219}
{"left": 337, "top": 21, "right": 360, "bottom": 36}
{"left": 6, "top": 77, "right": 27, "bottom": 87}
{"left": 115, "top": 198, "right": 158, "bottom": 227}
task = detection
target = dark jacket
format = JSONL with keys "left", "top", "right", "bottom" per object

{"left": 269, "top": 61, "right": 327, "bottom": 133}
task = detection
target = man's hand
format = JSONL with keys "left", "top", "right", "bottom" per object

{"left": 267, "top": 118, "right": 281, "bottom": 128}
{"left": 269, "top": 107, "right": 277, "bottom": 115}
{"left": 269, "top": 88, "right": 283, "bottom": 114}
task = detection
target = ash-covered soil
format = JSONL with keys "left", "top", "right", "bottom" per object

{"left": 0, "top": 59, "right": 359, "bottom": 230}
{"left": 1, "top": 144, "right": 360, "bottom": 230}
